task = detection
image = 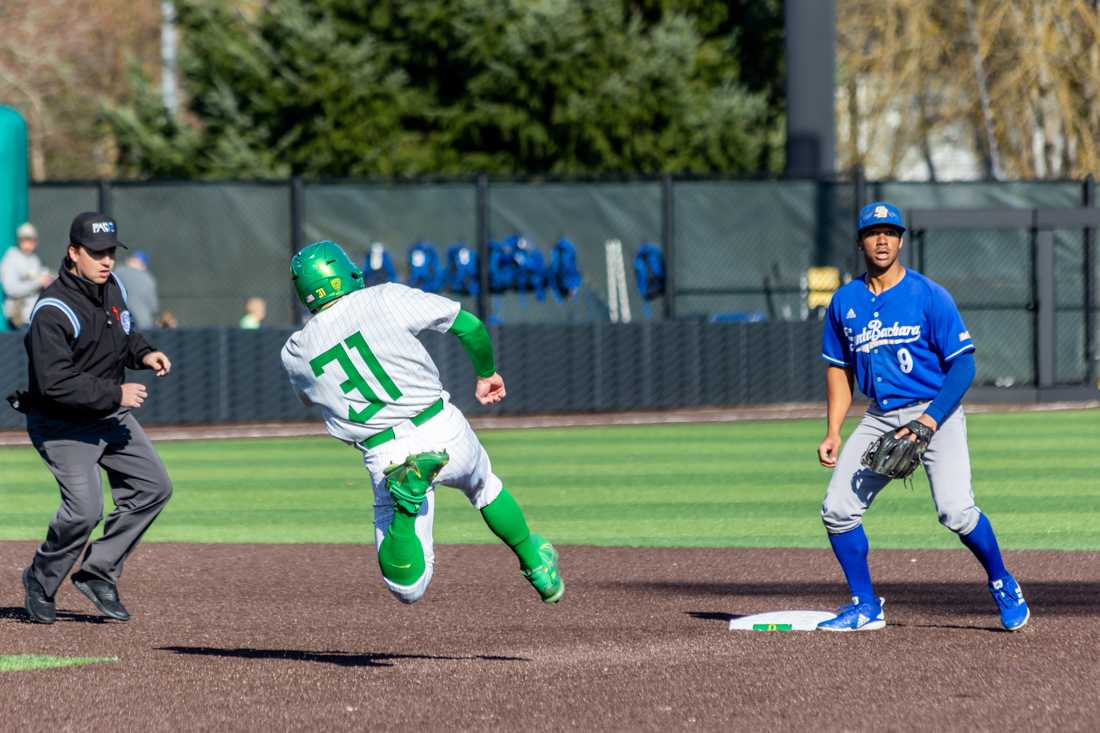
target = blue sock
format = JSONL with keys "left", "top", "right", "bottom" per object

{"left": 959, "top": 513, "right": 1008, "bottom": 582}
{"left": 827, "top": 525, "right": 876, "bottom": 603}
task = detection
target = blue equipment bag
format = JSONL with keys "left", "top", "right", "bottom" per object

{"left": 406, "top": 241, "right": 444, "bottom": 293}
{"left": 445, "top": 242, "right": 479, "bottom": 295}
{"left": 509, "top": 235, "right": 548, "bottom": 301}
{"left": 633, "top": 242, "right": 666, "bottom": 301}
{"left": 549, "top": 237, "right": 582, "bottom": 300}
{"left": 363, "top": 242, "right": 398, "bottom": 286}
{"left": 488, "top": 238, "right": 515, "bottom": 293}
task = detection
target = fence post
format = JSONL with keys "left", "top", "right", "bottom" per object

{"left": 218, "top": 327, "right": 231, "bottom": 422}
{"left": 476, "top": 173, "right": 490, "bottom": 321}
{"left": 851, "top": 166, "right": 865, "bottom": 276}
{"left": 815, "top": 176, "right": 834, "bottom": 268}
{"left": 592, "top": 321, "right": 605, "bottom": 410}
{"left": 288, "top": 176, "right": 305, "bottom": 324}
{"left": 1035, "top": 221, "right": 1056, "bottom": 388}
{"left": 1084, "top": 175, "right": 1096, "bottom": 385}
{"left": 97, "top": 179, "right": 112, "bottom": 214}
{"left": 917, "top": 228, "right": 926, "bottom": 273}
{"left": 661, "top": 173, "right": 675, "bottom": 320}
{"left": 852, "top": 166, "right": 866, "bottom": 214}
{"left": 852, "top": 165, "right": 866, "bottom": 209}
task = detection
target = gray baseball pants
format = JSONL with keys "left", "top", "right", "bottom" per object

{"left": 27, "top": 411, "right": 173, "bottom": 597}
{"left": 820, "top": 402, "right": 981, "bottom": 536}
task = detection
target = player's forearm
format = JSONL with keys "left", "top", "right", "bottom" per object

{"left": 925, "top": 352, "right": 975, "bottom": 425}
{"left": 448, "top": 310, "right": 496, "bottom": 378}
{"left": 824, "top": 366, "right": 854, "bottom": 436}
{"left": 125, "top": 332, "right": 156, "bottom": 370}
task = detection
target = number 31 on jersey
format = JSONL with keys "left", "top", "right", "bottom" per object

{"left": 310, "top": 331, "right": 402, "bottom": 423}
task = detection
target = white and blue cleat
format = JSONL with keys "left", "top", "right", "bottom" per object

{"left": 989, "top": 574, "right": 1029, "bottom": 631}
{"left": 816, "top": 596, "right": 886, "bottom": 632}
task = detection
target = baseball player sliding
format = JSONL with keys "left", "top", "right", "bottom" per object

{"left": 281, "top": 241, "right": 563, "bottom": 605}
{"left": 815, "top": 201, "right": 1028, "bottom": 632}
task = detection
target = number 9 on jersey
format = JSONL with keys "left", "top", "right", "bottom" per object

{"left": 897, "top": 347, "right": 913, "bottom": 374}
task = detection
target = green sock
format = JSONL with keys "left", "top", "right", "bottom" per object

{"left": 377, "top": 509, "right": 425, "bottom": 586}
{"left": 480, "top": 487, "right": 543, "bottom": 571}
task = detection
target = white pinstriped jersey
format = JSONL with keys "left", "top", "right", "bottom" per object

{"left": 281, "top": 283, "right": 461, "bottom": 443}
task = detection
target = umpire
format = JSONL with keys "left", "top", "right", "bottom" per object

{"left": 9, "top": 212, "right": 173, "bottom": 624}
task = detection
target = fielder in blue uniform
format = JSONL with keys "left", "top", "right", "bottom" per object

{"left": 815, "top": 201, "right": 1029, "bottom": 632}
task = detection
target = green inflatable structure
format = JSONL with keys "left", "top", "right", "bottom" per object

{"left": 0, "top": 105, "right": 30, "bottom": 331}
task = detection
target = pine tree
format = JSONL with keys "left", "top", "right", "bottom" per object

{"left": 108, "top": 0, "right": 781, "bottom": 178}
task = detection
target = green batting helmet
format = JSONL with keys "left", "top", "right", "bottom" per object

{"left": 291, "top": 240, "right": 365, "bottom": 312}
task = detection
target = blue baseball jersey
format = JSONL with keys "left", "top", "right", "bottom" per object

{"left": 821, "top": 270, "right": 975, "bottom": 411}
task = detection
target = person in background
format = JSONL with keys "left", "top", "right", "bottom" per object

{"left": 157, "top": 311, "right": 178, "bottom": 329}
{"left": 112, "top": 250, "right": 159, "bottom": 330}
{"left": 240, "top": 296, "right": 267, "bottom": 329}
{"left": 2, "top": 222, "right": 54, "bottom": 328}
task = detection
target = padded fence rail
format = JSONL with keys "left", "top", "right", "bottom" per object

{"left": 0, "top": 321, "right": 823, "bottom": 429}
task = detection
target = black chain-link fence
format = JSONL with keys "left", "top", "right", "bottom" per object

{"left": 15, "top": 179, "right": 1090, "bottom": 326}
{"left": 908, "top": 207, "right": 1098, "bottom": 389}
{"left": 912, "top": 227, "right": 1035, "bottom": 386}
{"left": 0, "top": 321, "right": 823, "bottom": 429}
{"left": 3, "top": 177, "right": 1096, "bottom": 418}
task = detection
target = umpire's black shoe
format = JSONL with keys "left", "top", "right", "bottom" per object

{"left": 23, "top": 567, "right": 56, "bottom": 624}
{"left": 71, "top": 571, "right": 130, "bottom": 621}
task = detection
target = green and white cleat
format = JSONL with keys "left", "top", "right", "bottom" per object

{"left": 523, "top": 533, "right": 564, "bottom": 604}
{"left": 383, "top": 450, "right": 449, "bottom": 515}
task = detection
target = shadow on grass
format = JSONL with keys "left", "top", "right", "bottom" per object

{"left": 157, "top": 646, "right": 530, "bottom": 668}
{"left": 0, "top": 607, "right": 112, "bottom": 625}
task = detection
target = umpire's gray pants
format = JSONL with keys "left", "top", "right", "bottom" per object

{"left": 27, "top": 411, "right": 172, "bottom": 597}
{"left": 821, "top": 402, "right": 981, "bottom": 536}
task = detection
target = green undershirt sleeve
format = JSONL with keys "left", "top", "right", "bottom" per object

{"left": 448, "top": 309, "right": 496, "bottom": 378}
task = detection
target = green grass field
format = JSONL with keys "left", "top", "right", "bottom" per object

{"left": 1, "top": 409, "right": 1096, "bottom": 550}
{"left": 0, "top": 656, "right": 117, "bottom": 672}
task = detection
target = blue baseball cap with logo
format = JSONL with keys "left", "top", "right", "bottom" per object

{"left": 857, "top": 201, "right": 906, "bottom": 235}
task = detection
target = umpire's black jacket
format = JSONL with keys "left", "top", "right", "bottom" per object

{"left": 21, "top": 263, "right": 155, "bottom": 420}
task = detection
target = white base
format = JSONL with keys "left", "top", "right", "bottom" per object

{"left": 728, "top": 610, "right": 836, "bottom": 632}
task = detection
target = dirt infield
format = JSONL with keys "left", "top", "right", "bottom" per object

{"left": 2, "top": 542, "right": 1097, "bottom": 731}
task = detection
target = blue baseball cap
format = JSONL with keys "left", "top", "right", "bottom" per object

{"left": 857, "top": 201, "right": 906, "bottom": 235}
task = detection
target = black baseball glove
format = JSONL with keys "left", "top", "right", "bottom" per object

{"left": 860, "top": 420, "right": 935, "bottom": 479}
